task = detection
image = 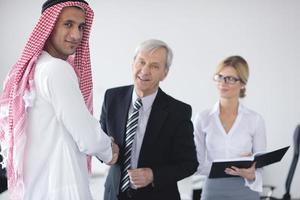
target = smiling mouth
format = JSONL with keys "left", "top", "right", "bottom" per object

{"left": 220, "top": 89, "right": 230, "bottom": 93}
{"left": 66, "top": 41, "right": 79, "bottom": 46}
{"left": 138, "top": 76, "right": 150, "bottom": 82}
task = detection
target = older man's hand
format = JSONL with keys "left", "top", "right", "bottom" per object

{"left": 128, "top": 168, "right": 154, "bottom": 189}
{"left": 107, "top": 141, "right": 119, "bottom": 165}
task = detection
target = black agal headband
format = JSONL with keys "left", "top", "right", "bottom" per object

{"left": 42, "top": 0, "right": 88, "bottom": 13}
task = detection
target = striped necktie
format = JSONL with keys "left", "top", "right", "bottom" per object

{"left": 120, "top": 98, "right": 143, "bottom": 192}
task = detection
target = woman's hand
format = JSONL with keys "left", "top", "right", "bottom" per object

{"left": 224, "top": 162, "right": 256, "bottom": 181}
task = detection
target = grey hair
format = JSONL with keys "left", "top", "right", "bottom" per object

{"left": 133, "top": 39, "right": 173, "bottom": 69}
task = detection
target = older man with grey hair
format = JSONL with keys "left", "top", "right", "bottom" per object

{"left": 100, "top": 39, "right": 198, "bottom": 200}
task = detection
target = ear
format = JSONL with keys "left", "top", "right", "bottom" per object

{"left": 160, "top": 67, "right": 169, "bottom": 81}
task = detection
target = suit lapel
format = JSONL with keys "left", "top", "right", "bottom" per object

{"left": 138, "top": 89, "right": 169, "bottom": 165}
{"left": 116, "top": 86, "right": 133, "bottom": 148}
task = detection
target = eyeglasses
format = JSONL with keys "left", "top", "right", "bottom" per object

{"left": 213, "top": 74, "right": 241, "bottom": 84}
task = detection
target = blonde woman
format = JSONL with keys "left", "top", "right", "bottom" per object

{"left": 194, "top": 56, "right": 266, "bottom": 200}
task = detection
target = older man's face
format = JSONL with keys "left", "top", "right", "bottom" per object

{"left": 132, "top": 47, "right": 169, "bottom": 97}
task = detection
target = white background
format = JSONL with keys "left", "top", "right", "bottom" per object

{"left": 0, "top": 0, "right": 300, "bottom": 198}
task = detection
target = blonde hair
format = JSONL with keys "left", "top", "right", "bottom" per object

{"left": 216, "top": 55, "right": 249, "bottom": 98}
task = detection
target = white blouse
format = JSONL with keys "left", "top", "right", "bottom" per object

{"left": 23, "top": 51, "right": 112, "bottom": 200}
{"left": 193, "top": 102, "right": 266, "bottom": 192}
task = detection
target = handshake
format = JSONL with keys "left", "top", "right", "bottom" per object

{"left": 107, "top": 138, "right": 119, "bottom": 165}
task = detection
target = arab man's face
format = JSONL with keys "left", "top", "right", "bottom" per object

{"left": 45, "top": 6, "right": 86, "bottom": 60}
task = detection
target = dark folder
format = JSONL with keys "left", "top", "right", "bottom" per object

{"left": 208, "top": 146, "right": 290, "bottom": 178}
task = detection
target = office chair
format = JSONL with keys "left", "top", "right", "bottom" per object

{"left": 0, "top": 145, "right": 7, "bottom": 193}
{"left": 261, "top": 124, "right": 300, "bottom": 200}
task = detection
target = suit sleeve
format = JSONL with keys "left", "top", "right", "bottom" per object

{"left": 100, "top": 90, "right": 108, "bottom": 134}
{"left": 152, "top": 105, "right": 198, "bottom": 189}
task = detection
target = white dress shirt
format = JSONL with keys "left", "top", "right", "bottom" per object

{"left": 23, "top": 51, "right": 112, "bottom": 200}
{"left": 193, "top": 102, "right": 266, "bottom": 192}
{"left": 130, "top": 90, "right": 157, "bottom": 169}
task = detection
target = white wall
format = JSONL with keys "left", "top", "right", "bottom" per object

{"left": 1, "top": 0, "right": 300, "bottom": 198}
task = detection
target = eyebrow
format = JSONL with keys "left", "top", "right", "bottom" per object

{"left": 218, "top": 74, "right": 239, "bottom": 78}
{"left": 63, "top": 19, "right": 86, "bottom": 25}
{"left": 150, "top": 62, "right": 161, "bottom": 65}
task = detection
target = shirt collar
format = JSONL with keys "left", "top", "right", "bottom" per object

{"left": 209, "top": 101, "right": 247, "bottom": 116}
{"left": 132, "top": 89, "right": 158, "bottom": 112}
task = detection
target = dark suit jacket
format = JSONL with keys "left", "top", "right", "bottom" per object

{"left": 100, "top": 85, "right": 198, "bottom": 200}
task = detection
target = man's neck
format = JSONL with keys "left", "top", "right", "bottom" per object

{"left": 43, "top": 44, "right": 68, "bottom": 60}
{"left": 134, "top": 88, "right": 159, "bottom": 98}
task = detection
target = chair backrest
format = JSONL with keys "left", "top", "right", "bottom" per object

{"left": 284, "top": 124, "right": 300, "bottom": 199}
{"left": 293, "top": 125, "right": 300, "bottom": 156}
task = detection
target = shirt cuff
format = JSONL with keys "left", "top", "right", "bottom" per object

{"left": 244, "top": 169, "right": 263, "bottom": 192}
{"left": 95, "top": 134, "right": 113, "bottom": 163}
